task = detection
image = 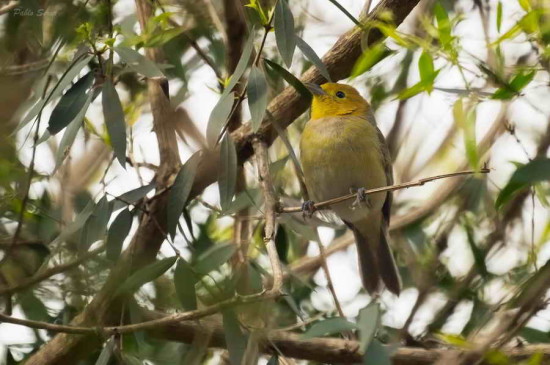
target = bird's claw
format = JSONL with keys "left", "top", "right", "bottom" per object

{"left": 301, "top": 200, "right": 316, "bottom": 218}
{"left": 352, "top": 187, "right": 372, "bottom": 208}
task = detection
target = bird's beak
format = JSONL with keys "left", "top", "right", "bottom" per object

{"left": 304, "top": 83, "right": 326, "bottom": 96}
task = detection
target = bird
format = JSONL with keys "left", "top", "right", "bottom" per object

{"left": 300, "top": 82, "right": 401, "bottom": 295}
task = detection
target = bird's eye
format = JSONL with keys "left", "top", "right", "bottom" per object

{"left": 335, "top": 91, "right": 345, "bottom": 98}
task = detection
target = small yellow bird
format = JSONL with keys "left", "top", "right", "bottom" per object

{"left": 300, "top": 82, "right": 401, "bottom": 295}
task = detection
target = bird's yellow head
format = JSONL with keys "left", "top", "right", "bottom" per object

{"left": 306, "top": 83, "right": 370, "bottom": 120}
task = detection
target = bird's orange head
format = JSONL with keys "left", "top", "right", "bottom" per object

{"left": 306, "top": 83, "right": 370, "bottom": 120}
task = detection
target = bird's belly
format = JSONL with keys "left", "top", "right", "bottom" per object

{"left": 301, "top": 122, "right": 388, "bottom": 222}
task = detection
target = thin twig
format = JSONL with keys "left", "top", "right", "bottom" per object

{"left": 252, "top": 137, "right": 283, "bottom": 294}
{"left": 280, "top": 168, "right": 490, "bottom": 214}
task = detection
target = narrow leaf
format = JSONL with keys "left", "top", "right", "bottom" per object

{"left": 80, "top": 195, "right": 111, "bottom": 252}
{"left": 363, "top": 339, "right": 391, "bottom": 365}
{"left": 263, "top": 59, "right": 311, "bottom": 101}
{"left": 219, "top": 133, "right": 238, "bottom": 210}
{"left": 247, "top": 66, "right": 268, "bottom": 132}
{"left": 496, "top": 1, "right": 503, "bottom": 32}
{"left": 358, "top": 301, "right": 381, "bottom": 352}
{"left": 418, "top": 51, "right": 435, "bottom": 84}
{"left": 206, "top": 92, "right": 235, "bottom": 147}
{"left": 174, "top": 258, "right": 198, "bottom": 311}
{"left": 224, "top": 32, "right": 255, "bottom": 95}
{"left": 112, "top": 183, "right": 156, "bottom": 211}
{"left": 55, "top": 91, "right": 93, "bottom": 168}
{"left": 351, "top": 43, "right": 392, "bottom": 79}
{"left": 116, "top": 256, "right": 178, "bottom": 296}
{"left": 295, "top": 36, "right": 331, "bottom": 81}
{"left": 301, "top": 317, "right": 358, "bottom": 339}
{"left": 167, "top": 152, "right": 202, "bottom": 238}
{"left": 106, "top": 208, "right": 133, "bottom": 262}
{"left": 434, "top": 3, "right": 452, "bottom": 46}
{"left": 222, "top": 309, "right": 248, "bottom": 365}
{"left": 193, "top": 242, "right": 237, "bottom": 275}
{"left": 496, "top": 158, "right": 550, "bottom": 209}
{"left": 102, "top": 80, "right": 127, "bottom": 167}
{"left": 114, "top": 46, "right": 164, "bottom": 78}
{"left": 95, "top": 339, "right": 114, "bottom": 365}
{"left": 274, "top": 0, "right": 296, "bottom": 67}
{"left": 48, "top": 72, "right": 94, "bottom": 135}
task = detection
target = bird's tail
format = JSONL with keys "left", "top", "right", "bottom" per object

{"left": 346, "top": 216, "right": 401, "bottom": 295}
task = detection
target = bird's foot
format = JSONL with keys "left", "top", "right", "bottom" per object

{"left": 301, "top": 200, "right": 316, "bottom": 218}
{"left": 352, "top": 187, "right": 372, "bottom": 208}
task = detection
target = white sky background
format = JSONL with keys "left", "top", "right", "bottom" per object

{"left": 2, "top": 0, "right": 550, "bottom": 358}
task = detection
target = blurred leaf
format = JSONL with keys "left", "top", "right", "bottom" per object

{"left": 274, "top": 0, "right": 296, "bottom": 67}
{"left": 222, "top": 309, "right": 248, "bottom": 365}
{"left": 80, "top": 195, "right": 111, "bottom": 252}
{"left": 363, "top": 339, "right": 391, "bottom": 365}
{"left": 453, "top": 98, "right": 479, "bottom": 170}
{"left": 301, "top": 317, "right": 358, "bottom": 339}
{"left": 206, "top": 92, "right": 235, "bottom": 147}
{"left": 219, "top": 134, "right": 238, "bottom": 211}
{"left": 114, "top": 46, "right": 164, "bottom": 78}
{"left": 267, "top": 355, "right": 279, "bottom": 365}
{"left": 492, "top": 70, "right": 535, "bottom": 99}
{"left": 434, "top": 2, "right": 452, "bottom": 47}
{"left": 106, "top": 208, "right": 133, "bottom": 262}
{"left": 18, "top": 291, "right": 50, "bottom": 322}
{"left": 351, "top": 43, "right": 392, "bottom": 79}
{"left": 174, "top": 258, "right": 197, "bottom": 311}
{"left": 144, "top": 27, "right": 185, "bottom": 48}
{"left": 263, "top": 59, "right": 311, "bottom": 101}
{"left": 270, "top": 155, "right": 289, "bottom": 178}
{"left": 248, "top": 66, "right": 268, "bottom": 132}
{"left": 464, "top": 219, "right": 488, "bottom": 278}
{"left": 95, "top": 338, "right": 114, "bottom": 365}
{"left": 496, "top": 1, "right": 503, "bottom": 32}
{"left": 193, "top": 242, "right": 236, "bottom": 275}
{"left": 48, "top": 72, "right": 94, "bottom": 135}
{"left": 220, "top": 188, "right": 263, "bottom": 216}
{"left": 418, "top": 51, "right": 435, "bottom": 86}
{"left": 496, "top": 158, "right": 550, "bottom": 209}
{"left": 295, "top": 36, "right": 331, "bottom": 81}
{"left": 436, "top": 333, "right": 471, "bottom": 348}
{"left": 102, "top": 79, "right": 127, "bottom": 167}
{"left": 17, "top": 54, "right": 93, "bottom": 132}
{"left": 55, "top": 91, "right": 93, "bottom": 169}
{"left": 50, "top": 200, "right": 95, "bottom": 246}
{"left": 358, "top": 301, "right": 381, "bottom": 352}
{"left": 167, "top": 152, "right": 201, "bottom": 239}
{"left": 280, "top": 215, "right": 318, "bottom": 241}
{"left": 121, "top": 354, "right": 143, "bottom": 365}
{"left": 116, "top": 256, "right": 177, "bottom": 296}
{"left": 519, "top": 327, "right": 550, "bottom": 343}
{"left": 275, "top": 225, "right": 289, "bottom": 264}
{"left": 225, "top": 32, "right": 255, "bottom": 95}
{"left": 113, "top": 183, "right": 156, "bottom": 211}
{"left": 518, "top": 0, "right": 531, "bottom": 11}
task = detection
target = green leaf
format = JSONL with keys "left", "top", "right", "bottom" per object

{"left": 492, "top": 70, "right": 536, "bottom": 99}
{"left": 114, "top": 46, "right": 164, "bottom": 78}
{"left": 174, "top": 258, "right": 198, "bottom": 311}
{"left": 50, "top": 200, "right": 95, "bottom": 246}
{"left": 496, "top": 1, "right": 503, "bottom": 32}
{"left": 193, "top": 242, "right": 236, "bottom": 275}
{"left": 102, "top": 79, "right": 127, "bottom": 167}
{"left": 225, "top": 32, "right": 255, "bottom": 95}
{"left": 267, "top": 356, "right": 279, "bottom": 365}
{"left": 453, "top": 98, "right": 478, "bottom": 170}
{"left": 220, "top": 188, "right": 263, "bottom": 216}
{"left": 112, "top": 183, "right": 156, "bottom": 211}
{"left": 358, "top": 301, "right": 381, "bottom": 352}
{"left": 263, "top": 59, "right": 311, "bottom": 101}
{"left": 363, "top": 339, "right": 391, "bottom": 365}
{"left": 55, "top": 91, "right": 93, "bottom": 168}
{"left": 116, "top": 256, "right": 178, "bottom": 296}
{"left": 144, "top": 27, "right": 185, "bottom": 47}
{"left": 520, "top": 327, "right": 550, "bottom": 343}
{"left": 206, "top": 91, "right": 235, "bottom": 147}
{"left": 434, "top": 3, "right": 452, "bottom": 47}
{"left": 80, "top": 195, "right": 111, "bottom": 252}
{"left": 295, "top": 36, "right": 331, "bottom": 81}
{"left": 397, "top": 81, "right": 427, "bottom": 100}
{"left": 418, "top": 51, "right": 435, "bottom": 85}
{"left": 219, "top": 133, "right": 238, "bottom": 210}
{"left": 351, "top": 43, "right": 392, "bottom": 79}
{"left": 301, "top": 317, "right": 358, "bottom": 339}
{"left": 167, "top": 152, "right": 202, "bottom": 239}
{"left": 106, "top": 208, "right": 133, "bottom": 262}
{"left": 18, "top": 292, "right": 50, "bottom": 322}
{"left": 222, "top": 309, "right": 248, "bottom": 365}
{"left": 95, "top": 339, "right": 114, "bottom": 365}
{"left": 274, "top": 0, "right": 296, "bottom": 67}
{"left": 496, "top": 158, "right": 550, "bottom": 209}
{"left": 518, "top": 0, "right": 531, "bottom": 11}
{"left": 17, "top": 54, "right": 93, "bottom": 132}
{"left": 48, "top": 72, "right": 94, "bottom": 135}
{"left": 464, "top": 220, "right": 488, "bottom": 278}
{"left": 248, "top": 66, "right": 268, "bottom": 132}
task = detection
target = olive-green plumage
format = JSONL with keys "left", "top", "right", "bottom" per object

{"left": 300, "top": 83, "right": 401, "bottom": 295}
